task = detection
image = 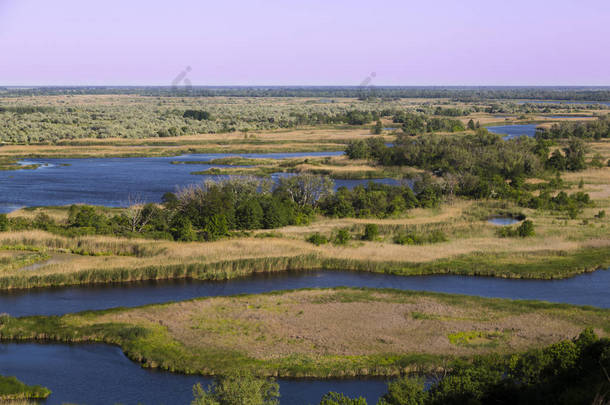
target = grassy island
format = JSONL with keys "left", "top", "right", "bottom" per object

{"left": 1, "top": 288, "right": 608, "bottom": 378}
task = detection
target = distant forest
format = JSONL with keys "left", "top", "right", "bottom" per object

{"left": 1, "top": 86, "right": 610, "bottom": 101}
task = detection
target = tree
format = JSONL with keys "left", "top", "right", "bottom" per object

{"left": 0, "top": 214, "right": 8, "bottom": 231}
{"left": 170, "top": 216, "right": 197, "bottom": 241}
{"left": 372, "top": 120, "right": 383, "bottom": 135}
{"left": 203, "top": 214, "right": 228, "bottom": 241}
{"left": 277, "top": 174, "right": 334, "bottom": 208}
{"left": 467, "top": 119, "right": 475, "bottom": 130}
{"left": 346, "top": 140, "right": 370, "bottom": 159}
{"left": 162, "top": 192, "right": 179, "bottom": 210}
{"left": 235, "top": 199, "right": 264, "bottom": 230}
{"left": 191, "top": 371, "right": 279, "bottom": 405}
{"left": 123, "top": 195, "right": 155, "bottom": 233}
{"left": 563, "top": 138, "right": 588, "bottom": 171}
{"left": 378, "top": 377, "right": 428, "bottom": 405}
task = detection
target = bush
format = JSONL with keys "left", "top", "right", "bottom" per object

{"left": 362, "top": 224, "right": 379, "bottom": 241}
{"left": 306, "top": 233, "right": 328, "bottom": 246}
{"left": 378, "top": 377, "right": 427, "bottom": 405}
{"left": 393, "top": 232, "right": 421, "bottom": 245}
{"left": 191, "top": 370, "right": 279, "bottom": 405}
{"left": 319, "top": 392, "right": 368, "bottom": 405}
{"left": 517, "top": 220, "right": 535, "bottom": 237}
{"left": 498, "top": 220, "right": 534, "bottom": 238}
{"left": 0, "top": 214, "right": 8, "bottom": 231}
{"left": 393, "top": 230, "right": 446, "bottom": 245}
{"left": 333, "top": 228, "right": 351, "bottom": 245}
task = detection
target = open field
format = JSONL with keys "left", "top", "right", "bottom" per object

{"left": 1, "top": 288, "right": 607, "bottom": 377}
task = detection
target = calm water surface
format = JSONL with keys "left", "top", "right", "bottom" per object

{"left": 488, "top": 217, "right": 521, "bottom": 226}
{"left": 0, "top": 151, "right": 402, "bottom": 213}
{"left": 486, "top": 124, "right": 538, "bottom": 139}
{"left": 0, "top": 343, "right": 388, "bottom": 405}
{"left": 2, "top": 269, "right": 608, "bottom": 317}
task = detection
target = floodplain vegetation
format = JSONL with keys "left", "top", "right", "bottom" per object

{"left": 1, "top": 288, "right": 608, "bottom": 378}
{"left": 0, "top": 90, "right": 609, "bottom": 404}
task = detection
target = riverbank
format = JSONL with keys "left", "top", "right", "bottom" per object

{"left": 1, "top": 288, "right": 607, "bottom": 378}
{"left": 1, "top": 194, "right": 609, "bottom": 290}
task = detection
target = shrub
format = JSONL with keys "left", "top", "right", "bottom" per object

{"left": 498, "top": 220, "right": 534, "bottom": 238}
{"left": 191, "top": 370, "right": 279, "bottom": 405}
{"left": 362, "top": 224, "right": 379, "bottom": 241}
{"left": 333, "top": 228, "right": 351, "bottom": 245}
{"left": 517, "top": 220, "right": 535, "bottom": 237}
{"left": 378, "top": 377, "right": 428, "bottom": 405}
{"left": 0, "top": 214, "right": 8, "bottom": 232}
{"left": 393, "top": 232, "right": 420, "bottom": 245}
{"left": 306, "top": 233, "right": 328, "bottom": 246}
{"left": 595, "top": 210, "right": 605, "bottom": 219}
{"left": 319, "top": 392, "right": 368, "bottom": 405}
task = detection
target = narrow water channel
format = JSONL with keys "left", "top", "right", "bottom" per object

{"left": 2, "top": 269, "right": 608, "bottom": 317}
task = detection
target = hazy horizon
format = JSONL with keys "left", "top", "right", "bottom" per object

{"left": 1, "top": 0, "right": 609, "bottom": 86}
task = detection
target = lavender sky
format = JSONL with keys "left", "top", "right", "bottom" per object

{"left": 0, "top": 0, "right": 608, "bottom": 86}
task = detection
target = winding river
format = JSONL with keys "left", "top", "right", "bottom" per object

{"left": 1, "top": 268, "right": 608, "bottom": 404}
{"left": 1, "top": 143, "right": 607, "bottom": 403}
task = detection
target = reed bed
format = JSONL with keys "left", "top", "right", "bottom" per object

{"left": 0, "top": 245, "right": 608, "bottom": 290}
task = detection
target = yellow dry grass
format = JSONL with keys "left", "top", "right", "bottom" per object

{"left": 93, "top": 289, "right": 609, "bottom": 360}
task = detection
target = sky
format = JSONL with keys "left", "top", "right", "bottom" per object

{"left": 0, "top": 0, "right": 608, "bottom": 86}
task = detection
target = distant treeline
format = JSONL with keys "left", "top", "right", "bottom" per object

{"left": 2, "top": 86, "right": 610, "bottom": 101}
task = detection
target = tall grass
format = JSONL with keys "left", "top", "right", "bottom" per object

{"left": 0, "top": 231, "right": 164, "bottom": 257}
{"left": 0, "top": 247, "right": 607, "bottom": 290}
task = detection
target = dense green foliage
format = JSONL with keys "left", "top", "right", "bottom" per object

{"left": 319, "top": 329, "right": 610, "bottom": 405}
{"left": 392, "top": 112, "right": 465, "bottom": 134}
{"left": 1, "top": 177, "right": 442, "bottom": 241}
{"left": 537, "top": 115, "right": 609, "bottom": 140}
{"left": 0, "top": 375, "right": 51, "bottom": 400}
{"left": 320, "top": 182, "right": 436, "bottom": 218}
{"left": 191, "top": 371, "right": 279, "bottom": 405}
{"left": 497, "top": 220, "right": 535, "bottom": 238}
{"left": 346, "top": 128, "right": 596, "bottom": 218}
{"left": 319, "top": 392, "right": 368, "bottom": 405}
{"left": 182, "top": 330, "right": 610, "bottom": 405}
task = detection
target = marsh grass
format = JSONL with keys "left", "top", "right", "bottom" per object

{"left": 1, "top": 287, "right": 607, "bottom": 378}
{"left": 0, "top": 375, "right": 50, "bottom": 400}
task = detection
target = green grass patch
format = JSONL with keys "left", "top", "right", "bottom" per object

{"left": 447, "top": 330, "right": 511, "bottom": 348}
{"left": 0, "top": 375, "right": 51, "bottom": 400}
